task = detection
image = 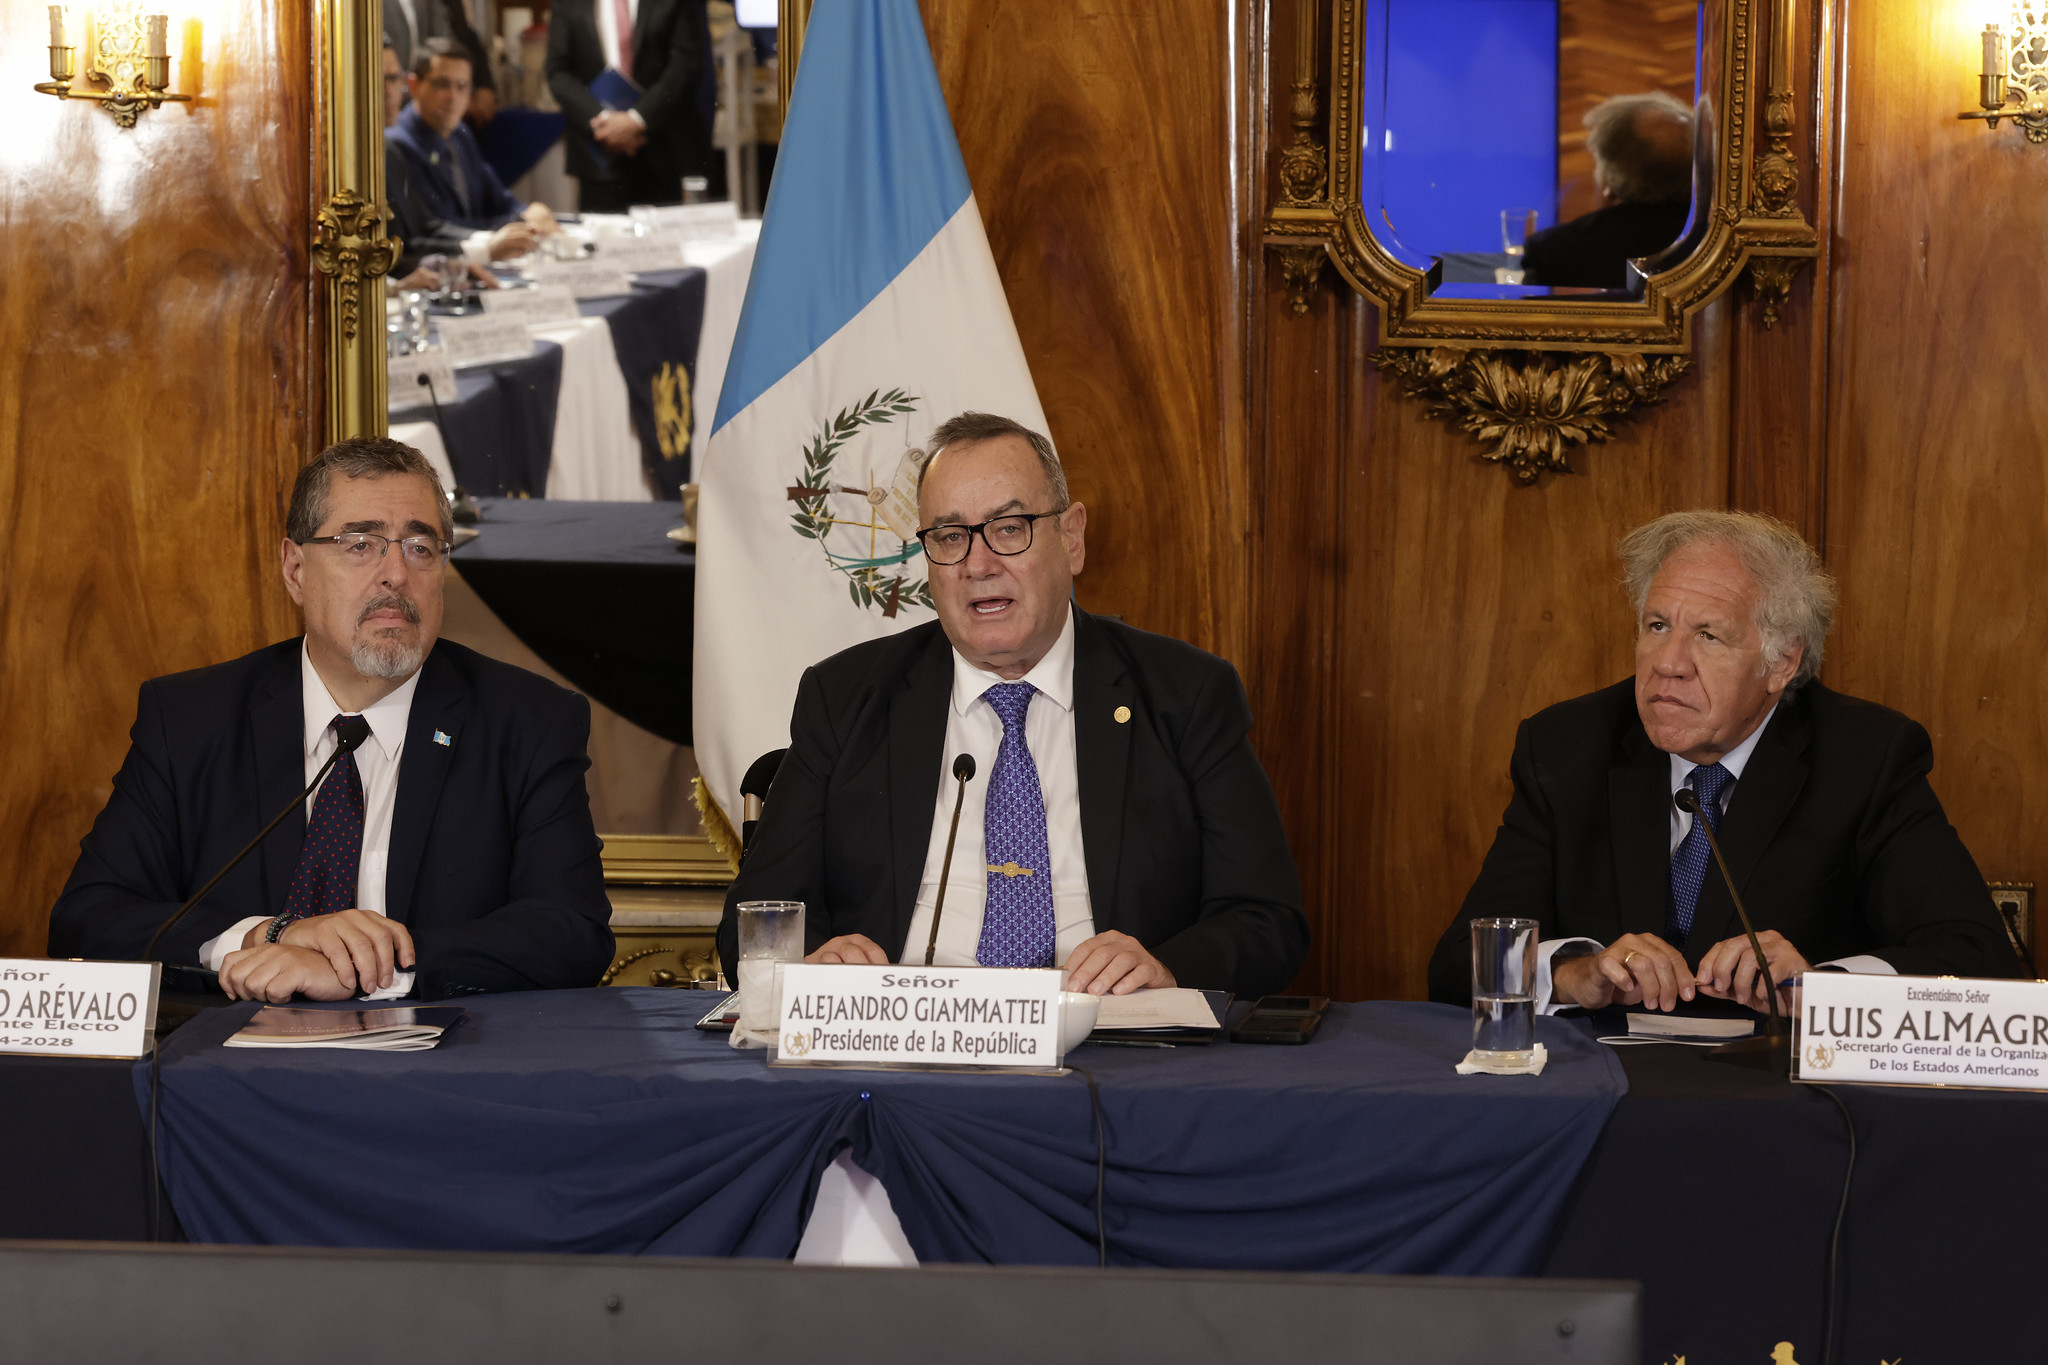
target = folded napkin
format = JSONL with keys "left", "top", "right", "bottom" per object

{"left": 1455, "top": 1043, "right": 1548, "bottom": 1076}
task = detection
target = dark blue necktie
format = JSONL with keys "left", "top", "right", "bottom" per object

{"left": 1667, "top": 761, "right": 1734, "bottom": 944}
{"left": 277, "top": 715, "right": 370, "bottom": 927}
{"left": 975, "top": 682, "right": 1056, "bottom": 969}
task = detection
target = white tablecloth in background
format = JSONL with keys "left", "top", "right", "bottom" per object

{"left": 531, "top": 316, "right": 651, "bottom": 501}
{"left": 389, "top": 419, "right": 458, "bottom": 493}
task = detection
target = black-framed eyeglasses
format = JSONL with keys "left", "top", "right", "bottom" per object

{"left": 298, "top": 532, "right": 452, "bottom": 570}
{"left": 915, "top": 511, "right": 1063, "bottom": 567}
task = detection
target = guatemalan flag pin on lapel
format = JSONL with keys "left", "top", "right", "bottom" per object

{"left": 433, "top": 730, "right": 453, "bottom": 748}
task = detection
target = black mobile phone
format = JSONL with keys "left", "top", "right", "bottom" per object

{"left": 1229, "top": 995, "right": 1329, "bottom": 1045}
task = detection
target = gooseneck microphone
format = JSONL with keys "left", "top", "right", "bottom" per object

{"left": 1674, "top": 786, "right": 1787, "bottom": 1056}
{"left": 142, "top": 717, "right": 375, "bottom": 969}
{"left": 923, "top": 754, "right": 977, "bottom": 966}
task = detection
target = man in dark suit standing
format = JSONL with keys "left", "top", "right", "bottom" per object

{"left": 1429, "top": 510, "right": 2020, "bottom": 1014}
{"left": 716, "top": 413, "right": 1308, "bottom": 999}
{"left": 545, "top": 0, "right": 711, "bottom": 213}
{"left": 49, "top": 438, "right": 613, "bottom": 1001}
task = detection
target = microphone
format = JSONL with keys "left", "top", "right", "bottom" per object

{"left": 142, "top": 716, "right": 375, "bottom": 972}
{"left": 1674, "top": 785, "right": 1789, "bottom": 1068}
{"left": 923, "top": 754, "right": 977, "bottom": 966}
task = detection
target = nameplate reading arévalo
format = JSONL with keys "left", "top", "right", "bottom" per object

{"left": 0, "top": 960, "right": 159, "bottom": 1059}
{"left": 436, "top": 314, "right": 535, "bottom": 368}
{"left": 771, "top": 964, "right": 1062, "bottom": 1072}
{"left": 533, "top": 259, "right": 636, "bottom": 299}
{"left": 387, "top": 350, "right": 457, "bottom": 407}
{"left": 1796, "top": 973, "right": 2048, "bottom": 1092}
{"left": 480, "top": 285, "right": 582, "bottom": 328}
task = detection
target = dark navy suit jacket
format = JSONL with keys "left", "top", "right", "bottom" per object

{"left": 385, "top": 105, "right": 524, "bottom": 232}
{"left": 48, "top": 639, "right": 613, "bottom": 998}
{"left": 717, "top": 609, "right": 1309, "bottom": 998}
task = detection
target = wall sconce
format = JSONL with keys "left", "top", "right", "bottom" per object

{"left": 36, "top": 4, "right": 192, "bottom": 129}
{"left": 1962, "top": 5, "right": 2048, "bottom": 144}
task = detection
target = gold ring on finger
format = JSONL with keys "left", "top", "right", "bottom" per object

{"left": 1622, "top": 950, "right": 1641, "bottom": 967}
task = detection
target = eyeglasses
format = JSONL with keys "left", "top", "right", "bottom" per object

{"left": 915, "top": 512, "right": 1064, "bottom": 567}
{"left": 298, "top": 532, "right": 452, "bottom": 571}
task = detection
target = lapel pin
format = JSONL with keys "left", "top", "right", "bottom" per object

{"left": 433, "top": 730, "right": 453, "bottom": 748}
{"left": 1113, "top": 706, "right": 1131, "bottom": 724}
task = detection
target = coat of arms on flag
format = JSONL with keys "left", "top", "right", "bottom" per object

{"left": 692, "top": 0, "right": 1051, "bottom": 855}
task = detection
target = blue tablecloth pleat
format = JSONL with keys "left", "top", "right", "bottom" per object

{"left": 135, "top": 992, "right": 1623, "bottom": 1273}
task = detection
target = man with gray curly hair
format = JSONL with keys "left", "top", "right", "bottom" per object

{"left": 1429, "top": 509, "right": 2020, "bottom": 1015}
{"left": 1525, "top": 91, "right": 1696, "bottom": 289}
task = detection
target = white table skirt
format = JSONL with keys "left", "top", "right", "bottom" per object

{"left": 530, "top": 316, "right": 653, "bottom": 502}
{"left": 793, "top": 1150, "right": 921, "bottom": 1268}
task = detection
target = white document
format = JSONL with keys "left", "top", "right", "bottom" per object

{"left": 481, "top": 284, "right": 582, "bottom": 327}
{"left": 0, "top": 960, "right": 158, "bottom": 1058}
{"left": 436, "top": 314, "right": 535, "bottom": 368}
{"left": 1797, "top": 973, "right": 2048, "bottom": 1091}
{"left": 1093, "top": 987, "right": 1221, "bottom": 1031}
{"left": 387, "top": 349, "right": 457, "bottom": 406}
{"left": 1627, "top": 1013, "right": 1754, "bottom": 1039}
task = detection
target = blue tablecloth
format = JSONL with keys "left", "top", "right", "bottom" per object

{"left": 582, "top": 267, "right": 707, "bottom": 500}
{"left": 136, "top": 995, "right": 1624, "bottom": 1272}
{"left": 392, "top": 340, "right": 564, "bottom": 498}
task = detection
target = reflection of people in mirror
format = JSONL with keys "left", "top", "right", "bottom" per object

{"left": 1524, "top": 92, "right": 1694, "bottom": 289}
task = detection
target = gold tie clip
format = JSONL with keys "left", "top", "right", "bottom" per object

{"left": 987, "top": 862, "right": 1035, "bottom": 878}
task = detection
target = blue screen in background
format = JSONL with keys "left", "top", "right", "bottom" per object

{"left": 1366, "top": 0, "right": 1558, "bottom": 265}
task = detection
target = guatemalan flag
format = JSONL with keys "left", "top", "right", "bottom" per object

{"left": 691, "top": 0, "right": 1048, "bottom": 848}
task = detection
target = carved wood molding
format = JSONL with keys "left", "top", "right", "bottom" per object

{"left": 1368, "top": 347, "right": 1692, "bottom": 484}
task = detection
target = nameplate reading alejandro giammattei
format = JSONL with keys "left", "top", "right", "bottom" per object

{"left": 0, "top": 960, "right": 160, "bottom": 1059}
{"left": 770, "top": 964, "right": 1062, "bottom": 1073}
{"left": 1795, "top": 973, "right": 2048, "bottom": 1092}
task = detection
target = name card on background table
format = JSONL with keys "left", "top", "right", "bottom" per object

{"left": 533, "top": 259, "right": 636, "bottom": 299}
{"left": 0, "top": 960, "right": 159, "bottom": 1058}
{"left": 629, "top": 201, "right": 740, "bottom": 239}
{"left": 436, "top": 314, "right": 535, "bottom": 368}
{"left": 593, "top": 234, "right": 687, "bottom": 274}
{"left": 1796, "top": 974, "right": 2048, "bottom": 1092}
{"left": 481, "top": 285, "right": 582, "bottom": 327}
{"left": 386, "top": 350, "right": 457, "bottom": 407}
{"left": 770, "top": 964, "right": 1062, "bottom": 1073}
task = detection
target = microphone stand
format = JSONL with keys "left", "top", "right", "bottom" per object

{"left": 1675, "top": 787, "right": 1791, "bottom": 1071}
{"left": 924, "top": 754, "right": 976, "bottom": 966}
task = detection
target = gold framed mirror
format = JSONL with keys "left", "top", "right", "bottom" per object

{"left": 1264, "top": 0, "right": 1817, "bottom": 355}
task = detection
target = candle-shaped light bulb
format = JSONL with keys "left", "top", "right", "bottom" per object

{"left": 49, "top": 4, "right": 70, "bottom": 48}
{"left": 146, "top": 13, "right": 169, "bottom": 60}
{"left": 1984, "top": 24, "right": 2006, "bottom": 78}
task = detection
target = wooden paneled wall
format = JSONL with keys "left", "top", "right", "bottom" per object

{"left": 0, "top": 0, "right": 313, "bottom": 955}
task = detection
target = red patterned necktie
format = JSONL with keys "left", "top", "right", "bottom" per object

{"left": 614, "top": 0, "right": 635, "bottom": 81}
{"left": 276, "top": 715, "right": 371, "bottom": 926}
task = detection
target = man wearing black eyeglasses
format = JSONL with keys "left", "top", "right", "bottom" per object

{"left": 49, "top": 438, "right": 613, "bottom": 1002}
{"left": 718, "top": 412, "right": 1308, "bottom": 1000}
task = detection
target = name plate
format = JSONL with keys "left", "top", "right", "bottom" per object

{"left": 533, "top": 259, "right": 636, "bottom": 299}
{"left": 630, "top": 201, "right": 739, "bottom": 239}
{"left": 771, "top": 964, "right": 1062, "bottom": 1071}
{"left": 0, "top": 960, "right": 159, "bottom": 1058}
{"left": 593, "top": 233, "right": 687, "bottom": 274}
{"left": 1796, "top": 973, "right": 2048, "bottom": 1091}
{"left": 481, "top": 284, "right": 582, "bottom": 327}
{"left": 387, "top": 349, "right": 457, "bottom": 407}
{"left": 436, "top": 314, "right": 535, "bottom": 368}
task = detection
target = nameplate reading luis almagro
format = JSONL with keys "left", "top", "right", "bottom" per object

{"left": 0, "top": 960, "right": 160, "bottom": 1059}
{"left": 1796, "top": 973, "right": 2048, "bottom": 1092}
{"left": 771, "top": 964, "right": 1063, "bottom": 1074}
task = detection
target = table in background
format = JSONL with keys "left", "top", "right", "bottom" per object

{"left": 450, "top": 498, "right": 695, "bottom": 746}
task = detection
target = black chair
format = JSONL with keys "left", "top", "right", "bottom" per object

{"left": 739, "top": 748, "right": 786, "bottom": 857}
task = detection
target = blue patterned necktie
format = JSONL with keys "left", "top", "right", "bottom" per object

{"left": 1667, "top": 761, "right": 1734, "bottom": 944}
{"left": 975, "top": 682, "right": 1057, "bottom": 968}
{"left": 277, "top": 715, "right": 369, "bottom": 927}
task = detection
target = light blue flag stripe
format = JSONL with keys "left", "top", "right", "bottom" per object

{"left": 711, "top": 0, "right": 974, "bottom": 435}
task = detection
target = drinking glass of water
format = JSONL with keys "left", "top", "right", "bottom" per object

{"left": 736, "top": 901, "right": 805, "bottom": 1035}
{"left": 1500, "top": 208, "right": 1539, "bottom": 258}
{"left": 1470, "top": 917, "right": 1539, "bottom": 1064}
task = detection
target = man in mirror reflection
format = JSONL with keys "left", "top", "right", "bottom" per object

{"left": 1523, "top": 91, "right": 1695, "bottom": 290}
{"left": 1429, "top": 510, "right": 2023, "bottom": 1017}
{"left": 48, "top": 439, "right": 614, "bottom": 1002}
{"left": 387, "top": 39, "right": 561, "bottom": 242}
{"left": 716, "top": 413, "right": 1309, "bottom": 999}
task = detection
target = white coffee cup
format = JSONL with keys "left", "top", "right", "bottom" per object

{"left": 1057, "top": 991, "right": 1101, "bottom": 1061}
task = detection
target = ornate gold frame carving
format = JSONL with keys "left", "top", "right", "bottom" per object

{"left": 315, "top": 0, "right": 394, "bottom": 443}
{"left": 779, "top": 0, "right": 814, "bottom": 115}
{"left": 1267, "top": 0, "right": 1819, "bottom": 474}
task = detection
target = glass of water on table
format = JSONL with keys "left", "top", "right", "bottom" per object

{"left": 1470, "top": 917, "right": 1539, "bottom": 1065}
{"left": 736, "top": 901, "right": 805, "bottom": 1034}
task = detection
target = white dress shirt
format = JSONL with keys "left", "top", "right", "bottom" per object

{"left": 198, "top": 645, "right": 421, "bottom": 1000}
{"left": 899, "top": 612, "right": 1096, "bottom": 968}
{"left": 1536, "top": 702, "right": 1890, "bottom": 1012}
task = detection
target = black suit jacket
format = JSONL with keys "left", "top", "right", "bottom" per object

{"left": 1522, "top": 200, "right": 1691, "bottom": 289}
{"left": 1426, "top": 680, "right": 2021, "bottom": 1005}
{"left": 717, "top": 610, "right": 1309, "bottom": 997}
{"left": 48, "top": 639, "right": 614, "bottom": 998}
{"left": 544, "top": 0, "right": 710, "bottom": 190}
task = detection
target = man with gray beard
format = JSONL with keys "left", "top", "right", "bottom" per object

{"left": 49, "top": 438, "right": 613, "bottom": 1000}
